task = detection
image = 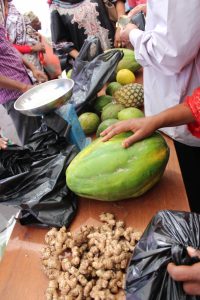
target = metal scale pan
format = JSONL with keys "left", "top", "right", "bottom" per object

{"left": 14, "top": 78, "right": 91, "bottom": 149}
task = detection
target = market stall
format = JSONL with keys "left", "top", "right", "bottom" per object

{"left": 0, "top": 57, "right": 190, "bottom": 299}
{"left": 0, "top": 135, "right": 190, "bottom": 300}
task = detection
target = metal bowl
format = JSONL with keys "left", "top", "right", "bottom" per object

{"left": 14, "top": 78, "right": 74, "bottom": 116}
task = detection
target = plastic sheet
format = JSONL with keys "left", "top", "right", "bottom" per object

{"left": 69, "top": 36, "right": 124, "bottom": 113}
{"left": 72, "top": 36, "right": 103, "bottom": 75}
{"left": 0, "top": 127, "right": 78, "bottom": 228}
{"left": 126, "top": 210, "right": 200, "bottom": 300}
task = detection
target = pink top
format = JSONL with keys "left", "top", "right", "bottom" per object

{"left": 128, "top": 0, "right": 146, "bottom": 8}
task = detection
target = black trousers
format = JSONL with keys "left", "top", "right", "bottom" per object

{"left": 174, "top": 140, "right": 200, "bottom": 213}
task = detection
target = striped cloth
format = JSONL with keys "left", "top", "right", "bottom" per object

{"left": 0, "top": 24, "right": 31, "bottom": 104}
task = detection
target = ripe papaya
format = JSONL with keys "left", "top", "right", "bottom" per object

{"left": 66, "top": 132, "right": 169, "bottom": 201}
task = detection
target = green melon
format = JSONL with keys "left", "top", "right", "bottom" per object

{"left": 106, "top": 82, "right": 122, "bottom": 96}
{"left": 78, "top": 112, "right": 100, "bottom": 135}
{"left": 101, "top": 103, "right": 125, "bottom": 121}
{"left": 102, "top": 102, "right": 115, "bottom": 111}
{"left": 118, "top": 107, "right": 144, "bottom": 120}
{"left": 94, "top": 95, "right": 113, "bottom": 114}
{"left": 96, "top": 119, "right": 119, "bottom": 137}
{"left": 106, "top": 48, "right": 141, "bottom": 73}
{"left": 116, "top": 48, "right": 141, "bottom": 73}
{"left": 66, "top": 132, "right": 170, "bottom": 201}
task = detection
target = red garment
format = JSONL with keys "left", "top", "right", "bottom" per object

{"left": 13, "top": 44, "right": 32, "bottom": 54}
{"left": 128, "top": 0, "right": 146, "bottom": 8}
{"left": 185, "top": 87, "right": 200, "bottom": 138}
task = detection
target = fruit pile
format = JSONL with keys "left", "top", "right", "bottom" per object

{"left": 77, "top": 48, "right": 144, "bottom": 137}
{"left": 65, "top": 48, "right": 170, "bottom": 202}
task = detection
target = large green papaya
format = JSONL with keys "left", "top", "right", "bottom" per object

{"left": 66, "top": 132, "right": 169, "bottom": 201}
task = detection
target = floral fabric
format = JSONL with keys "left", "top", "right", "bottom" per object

{"left": 6, "top": 2, "right": 44, "bottom": 79}
{"left": 50, "top": 0, "right": 115, "bottom": 54}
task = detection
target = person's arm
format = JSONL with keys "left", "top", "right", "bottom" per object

{"left": 167, "top": 247, "right": 200, "bottom": 296}
{"left": 120, "top": 23, "right": 138, "bottom": 47}
{"left": 127, "top": 3, "right": 147, "bottom": 17}
{"left": 22, "top": 57, "right": 48, "bottom": 83}
{"left": 13, "top": 44, "right": 32, "bottom": 54}
{"left": 116, "top": 0, "right": 126, "bottom": 18}
{"left": 30, "top": 43, "right": 46, "bottom": 53}
{"left": 69, "top": 49, "right": 79, "bottom": 59}
{"left": 13, "top": 43, "right": 46, "bottom": 54}
{"left": 127, "top": 0, "right": 200, "bottom": 75}
{"left": 101, "top": 102, "right": 194, "bottom": 148}
{"left": 0, "top": 74, "right": 32, "bottom": 93}
{"left": 114, "top": 0, "right": 126, "bottom": 47}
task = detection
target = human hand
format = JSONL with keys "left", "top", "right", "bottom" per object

{"left": 69, "top": 49, "right": 79, "bottom": 59}
{"left": 101, "top": 116, "right": 158, "bottom": 148}
{"left": 114, "top": 27, "right": 123, "bottom": 48}
{"left": 0, "top": 136, "right": 8, "bottom": 150}
{"left": 167, "top": 247, "right": 200, "bottom": 296}
{"left": 32, "top": 69, "right": 48, "bottom": 83}
{"left": 128, "top": 4, "right": 147, "bottom": 18}
{"left": 19, "top": 83, "right": 33, "bottom": 93}
{"left": 120, "top": 23, "right": 138, "bottom": 47}
{"left": 31, "top": 43, "right": 46, "bottom": 53}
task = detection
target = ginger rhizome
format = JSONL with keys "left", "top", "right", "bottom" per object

{"left": 41, "top": 213, "right": 142, "bottom": 300}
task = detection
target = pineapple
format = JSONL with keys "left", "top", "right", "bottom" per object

{"left": 113, "top": 83, "right": 144, "bottom": 108}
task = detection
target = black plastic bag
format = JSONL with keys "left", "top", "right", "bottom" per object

{"left": 71, "top": 36, "right": 103, "bottom": 76}
{"left": 68, "top": 37, "right": 123, "bottom": 113}
{"left": 126, "top": 210, "right": 200, "bottom": 300}
{"left": 0, "top": 127, "right": 79, "bottom": 228}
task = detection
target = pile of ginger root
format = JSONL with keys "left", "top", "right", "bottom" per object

{"left": 41, "top": 212, "right": 142, "bottom": 300}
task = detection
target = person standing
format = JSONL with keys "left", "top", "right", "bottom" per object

{"left": 117, "top": 0, "right": 200, "bottom": 213}
{"left": 48, "top": 0, "right": 125, "bottom": 70}
{"left": 4, "top": 0, "right": 47, "bottom": 83}
{"left": 0, "top": 25, "right": 42, "bottom": 145}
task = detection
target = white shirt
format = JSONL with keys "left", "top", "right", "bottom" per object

{"left": 129, "top": 0, "right": 200, "bottom": 146}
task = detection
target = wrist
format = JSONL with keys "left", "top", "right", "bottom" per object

{"left": 158, "top": 114, "right": 170, "bottom": 128}
{"left": 148, "top": 115, "right": 163, "bottom": 131}
{"left": 29, "top": 63, "right": 36, "bottom": 73}
{"left": 19, "top": 83, "right": 29, "bottom": 93}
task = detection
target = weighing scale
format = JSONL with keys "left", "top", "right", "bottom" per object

{"left": 14, "top": 78, "right": 91, "bottom": 150}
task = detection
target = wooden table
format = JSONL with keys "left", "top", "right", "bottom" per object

{"left": 0, "top": 137, "right": 190, "bottom": 300}
{"left": 0, "top": 69, "right": 190, "bottom": 299}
